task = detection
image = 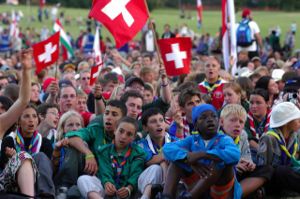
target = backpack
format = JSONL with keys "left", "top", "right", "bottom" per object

{"left": 236, "top": 19, "right": 253, "bottom": 47}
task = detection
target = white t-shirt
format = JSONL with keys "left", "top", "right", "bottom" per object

{"left": 145, "top": 31, "right": 155, "bottom": 52}
{"left": 237, "top": 20, "right": 260, "bottom": 52}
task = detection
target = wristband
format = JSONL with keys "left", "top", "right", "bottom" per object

{"left": 85, "top": 153, "right": 95, "bottom": 160}
{"left": 125, "top": 187, "right": 131, "bottom": 197}
{"left": 161, "top": 83, "right": 169, "bottom": 87}
{"left": 94, "top": 95, "right": 103, "bottom": 100}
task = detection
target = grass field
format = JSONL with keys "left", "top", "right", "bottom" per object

{"left": 0, "top": 4, "right": 300, "bottom": 49}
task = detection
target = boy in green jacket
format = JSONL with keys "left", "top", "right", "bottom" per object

{"left": 77, "top": 117, "right": 146, "bottom": 199}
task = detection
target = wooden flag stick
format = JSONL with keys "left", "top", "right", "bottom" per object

{"left": 143, "top": 0, "right": 163, "bottom": 69}
{"left": 54, "top": 60, "right": 58, "bottom": 80}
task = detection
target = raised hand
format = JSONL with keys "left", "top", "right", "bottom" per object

{"left": 20, "top": 49, "right": 33, "bottom": 70}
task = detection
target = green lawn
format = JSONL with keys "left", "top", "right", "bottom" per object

{"left": 0, "top": 4, "right": 299, "bottom": 48}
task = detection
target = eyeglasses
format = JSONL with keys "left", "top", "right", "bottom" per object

{"left": 81, "top": 77, "right": 90, "bottom": 81}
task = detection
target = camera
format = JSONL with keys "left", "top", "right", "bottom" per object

{"left": 286, "top": 92, "right": 298, "bottom": 104}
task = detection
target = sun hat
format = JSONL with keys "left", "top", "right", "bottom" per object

{"left": 272, "top": 69, "right": 285, "bottom": 82}
{"left": 270, "top": 102, "right": 300, "bottom": 128}
{"left": 192, "top": 104, "right": 217, "bottom": 124}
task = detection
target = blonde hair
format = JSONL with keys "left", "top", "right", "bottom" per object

{"left": 56, "top": 110, "right": 83, "bottom": 141}
{"left": 220, "top": 104, "right": 247, "bottom": 121}
{"left": 76, "top": 89, "right": 87, "bottom": 99}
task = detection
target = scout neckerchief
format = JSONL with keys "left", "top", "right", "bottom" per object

{"left": 247, "top": 109, "right": 271, "bottom": 139}
{"left": 15, "top": 128, "right": 41, "bottom": 155}
{"left": 146, "top": 134, "right": 171, "bottom": 155}
{"left": 267, "top": 129, "right": 298, "bottom": 165}
{"left": 219, "top": 129, "right": 240, "bottom": 147}
{"left": 111, "top": 145, "right": 132, "bottom": 185}
{"left": 202, "top": 78, "right": 223, "bottom": 93}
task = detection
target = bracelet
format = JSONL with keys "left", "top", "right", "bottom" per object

{"left": 125, "top": 187, "right": 131, "bottom": 197}
{"left": 94, "top": 95, "right": 103, "bottom": 100}
{"left": 85, "top": 153, "right": 95, "bottom": 160}
{"left": 161, "top": 83, "right": 169, "bottom": 87}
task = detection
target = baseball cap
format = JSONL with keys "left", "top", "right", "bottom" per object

{"left": 42, "top": 77, "right": 56, "bottom": 92}
{"left": 284, "top": 77, "right": 300, "bottom": 92}
{"left": 242, "top": 8, "right": 251, "bottom": 18}
{"left": 125, "top": 76, "right": 145, "bottom": 88}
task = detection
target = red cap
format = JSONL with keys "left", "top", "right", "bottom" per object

{"left": 42, "top": 77, "right": 56, "bottom": 92}
{"left": 242, "top": 8, "right": 251, "bottom": 18}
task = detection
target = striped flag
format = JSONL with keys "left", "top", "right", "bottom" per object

{"left": 90, "top": 26, "right": 102, "bottom": 85}
{"left": 53, "top": 19, "right": 74, "bottom": 61}
{"left": 221, "top": 0, "right": 237, "bottom": 76}
{"left": 196, "top": 0, "right": 203, "bottom": 29}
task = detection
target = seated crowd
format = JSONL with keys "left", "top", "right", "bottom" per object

{"left": 0, "top": 44, "right": 300, "bottom": 199}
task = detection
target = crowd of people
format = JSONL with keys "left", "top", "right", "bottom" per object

{"left": 0, "top": 6, "right": 299, "bottom": 199}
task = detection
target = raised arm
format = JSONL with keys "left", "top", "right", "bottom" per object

{"left": 0, "top": 49, "right": 32, "bottom": 138}
{"left": 159, "top": 66, "right": 172, "bottom": 104}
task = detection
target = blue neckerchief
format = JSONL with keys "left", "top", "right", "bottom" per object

{"left": 59, "top": 147, "right": 65, "bottom": 171}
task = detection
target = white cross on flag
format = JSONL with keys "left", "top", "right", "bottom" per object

{"left": 158, "top": 37, "right": 192, "bottom": 76}
{"left": 90, "top": 26, "right": 102, "bottom": 86}
{"left": 32, "top": 31, "right": 60, "bottom": 74}
{"left": 89, "top": 0, "right": 149, "bottom": 48}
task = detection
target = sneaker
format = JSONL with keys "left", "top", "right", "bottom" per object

{"left": 155, "top": 193, "right": 172, "bottom": 199}
{"left": 151, "top": 184, "right": 163, "bottom": 199}
{"left": 56, "top": 186, "right": 68, "bottom": 199}
{"left": 177, "top": 191, "right": 193, "bottom": 199}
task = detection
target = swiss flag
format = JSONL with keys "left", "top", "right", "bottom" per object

{"left": 32, "top": 31, "right": 60, "bottom": 74}
{"left": 90, "top": 26, "right": 102, "bottom": 86}
{"left": 90, "top": 64, "right": 101, "bottom": 86}
{"left": 89, "top": 0, "right": 149, "bottom": 48}
{"left": 158, "top": 37, "right": 192, "bottom": 76}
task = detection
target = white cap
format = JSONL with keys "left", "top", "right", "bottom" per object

{"left": 270, "top": 102, "right": 300, "bottom": 128}
{"left": 272, "top": 69, "right": 285, "bottom": 82}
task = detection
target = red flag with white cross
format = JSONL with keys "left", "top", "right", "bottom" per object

{"left": 90, "top": 26, "right": 102, "bottom": 86}
{"left": 32, "top": 31, "right": 60, "bottom": 74}
{"left": 158, "top": 37, "right": 192, "bottom": 76}
{"left": 89, "top": 0, "right": 149, "bottom": 48}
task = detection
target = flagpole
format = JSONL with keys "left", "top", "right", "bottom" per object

{"left": 143, "top": 0, "right": 163, "bottom": 69}
{"left": 54, "top": 60, "right": 58, "bottom": 80}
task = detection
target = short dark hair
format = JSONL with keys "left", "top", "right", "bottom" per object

{"left": 120, "top": 90, "right": 143, "bottom": 104}
{"left": 178, "top": 88, "right": 202, "bottom": 107}
{"left": 255, "top": 76, "right": 272, "bottom": 90}
{"left": 3, "top": 84, "right": 19, "bottom": 102}
{"left": 173, "top": 81, "right": 198, "bottom": 93}
{"left": 106, "top": 100, "right": 127, "bottom": 117}
{"left": 37, "top": 103, "right": 59, "bottom": 117}
{"left": 117, "top": 116, "right": 138, "bottom": 134}
{"left": 58, "top": 85, "right": 77, "bottom": 99}
{"left": 141, "top": 108, "right": 164, "bottom": 126}
{"left": 144, "top": 83, "right": 154, "bottom": 93}
{"left": 142, "top": 53, "right": 153, "bottom": 61}
{"left": 0, "top": 96, "right": 13, "bottom": 111}
{"left": 250, "top": 88, "right": 269, "bottom": 103}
